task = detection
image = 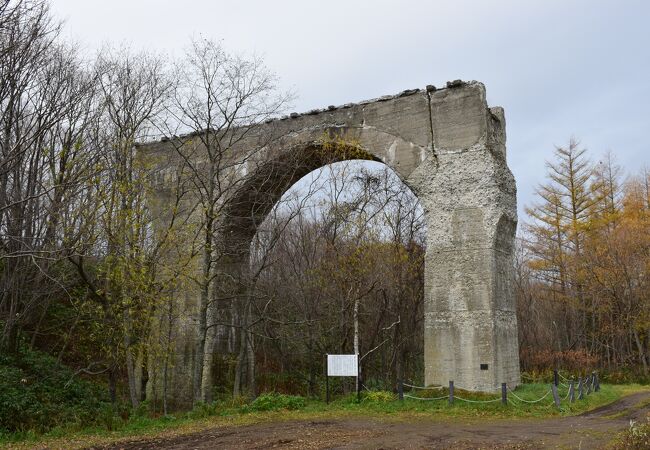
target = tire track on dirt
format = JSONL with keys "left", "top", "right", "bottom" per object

{"left": 98, "top": 391, "right": 650, "bottom": 449}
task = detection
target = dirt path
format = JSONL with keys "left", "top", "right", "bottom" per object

{"left": 100, "top": 392, "right": 650, "bottom": 449}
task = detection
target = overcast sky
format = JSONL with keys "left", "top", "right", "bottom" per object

{"left": 50, "top": 0, "right": 650, "bottom": 216}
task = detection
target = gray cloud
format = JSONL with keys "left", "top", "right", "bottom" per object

{"left": 51, "top": 0, "right": 650, "bottom": 217}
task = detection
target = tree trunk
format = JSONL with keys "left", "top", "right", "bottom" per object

{"left": 193, "top": 226, "right": 212, "bottom": 404}
{"left": 246, "top": 327, "right": 256, "bottom": 397}
{"left": 108, "top": 366, "right": 117, "bottom": 404}
{"left": 632, "top": 328, "right": 648, "bottom": 375}
{"left": 123, "top": 309, "right": 140, "bottom": 408}
{"left": 353, "top": 293, "right": 360, "bottom": 395}
{"left": 233, "top": 322, "right": 247, "bottom": 397}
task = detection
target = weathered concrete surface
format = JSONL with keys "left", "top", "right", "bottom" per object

{"left": 142, "top": 80, "right": 519, "bottom": 397}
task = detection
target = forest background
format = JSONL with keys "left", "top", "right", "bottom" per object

{"left": 1, "top": 0, "right": 649, "bottom": 435}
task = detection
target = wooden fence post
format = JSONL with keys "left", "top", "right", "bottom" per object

{"left": 398, "top": 379, "right": 404, "bottom": 401}
{"left": 501, "top": 383, "right": 507, "bottom": 405}
{"left": 578, "top": 377, "right": 584, "bottom": 400}
{"left": 448, "top": 380, "right": 454, "bottom": 405}
{"left": 551, "top": 384, "right": 561, "bottom": 408}
{"left": 326, "top": 375, "right": 330, "bottom": 404}
{"left": 569, "top": 380, "right": 575, "bottom": 403}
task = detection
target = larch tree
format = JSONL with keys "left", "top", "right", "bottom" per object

{"left": 525, "top": 138, "right": 597, "bottom": 350}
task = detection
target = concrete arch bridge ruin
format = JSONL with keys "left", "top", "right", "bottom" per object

{"left": 142, "top": 80, "right": 520, "bottom": 405}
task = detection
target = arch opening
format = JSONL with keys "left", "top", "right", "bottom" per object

{"left": 213, "top": 154, "right": 428, "bottom": 395}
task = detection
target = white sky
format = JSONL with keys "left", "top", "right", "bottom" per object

{"left": 51, "top": 0, "right": 650, "bottom": 217}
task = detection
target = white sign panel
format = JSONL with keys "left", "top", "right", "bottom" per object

{"left": 327, "top": 354, "right": 358, "bottom": 377}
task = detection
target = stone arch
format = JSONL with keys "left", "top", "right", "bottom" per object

{"left": 142, "top": 80, "right": 520, "bottom": 396}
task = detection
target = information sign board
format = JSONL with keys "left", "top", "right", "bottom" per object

{"left": 327, "top": 354, "right": 358, "bottom": 377}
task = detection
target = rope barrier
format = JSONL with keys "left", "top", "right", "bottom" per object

{"left": 403, "top": 382, "right": 443, "bottom": 390}
{"left": 454, "top": 395, "right": 502, "bottom": 403}
{"left": 507, "top": 388, "right": 552, "bottom": 404}
{"left": 404, "top": 393, "right": 447, "bottom": 401}
{"left": 398, "top": 369, "right": 598, "bottom": 408}
{"left": 507, "top": 397, "right": 523, "bottom": 407}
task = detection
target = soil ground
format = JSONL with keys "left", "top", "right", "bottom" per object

{"left": 99, "top": 392, "right": 650, "bottom": 450}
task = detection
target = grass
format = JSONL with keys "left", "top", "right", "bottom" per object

{"left": 308, "top": 383, "right": 642, "bottom": 419}
{"left": 2, "top": 383, "right": 648, "bottom": 450}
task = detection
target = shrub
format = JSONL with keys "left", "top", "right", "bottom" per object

{"left": 611, "top": 416, "right": 650, "bottom": 449}
{"left": 186, "top": 401, "right": 219, "bottom": 419}
{"left": 243, "top": 392, "right": 306, "bottom": 412}
{"left": 601, "top": 369, "right": 650, "bottom": 385}
{"left": 132, "top": 399, "right": 151, "bottom": 418}
{"left": 362, "top": 390, "right": 396, "bottom": 403}
{"left": 520, "top": 348, "right": 599, "bottom": 373}
{"left": 97, "top": 403, "right": 119, "bottom": 431}
{"left": 0, "top": 348, "right": 109, "bottom": 433}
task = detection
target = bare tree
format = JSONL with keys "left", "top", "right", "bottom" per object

{"left": 167, "top": 37, "right": 291, "bottom": 404}
{"left": 0, "top": 1, "right": 99, "bottom": 352}
{"left": 67, "top": 46, "right": 174, "bottom": 406}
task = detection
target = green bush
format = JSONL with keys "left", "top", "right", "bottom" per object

{"left": 362, "top": 390, "right": 396, "bottom": 403}
{"left": 132, "top": 399, "right": 151, "bottom": 418}
{"left": 522, "top": 367, "right": 650, "bottom": 385}
{"left": 601, "top": 369, "right": 650, "bottom": 385}
{"left": 186, "top": 401, "right": 219, "bottom": 419}
{"left": 97, "top": 403, "right": 119, "bottom": 431}
{"left": 0, "top": 348, "right": 109, "bottom": 433}
{"left": 242, "top": 392, "right": 306, "bottom": 412}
